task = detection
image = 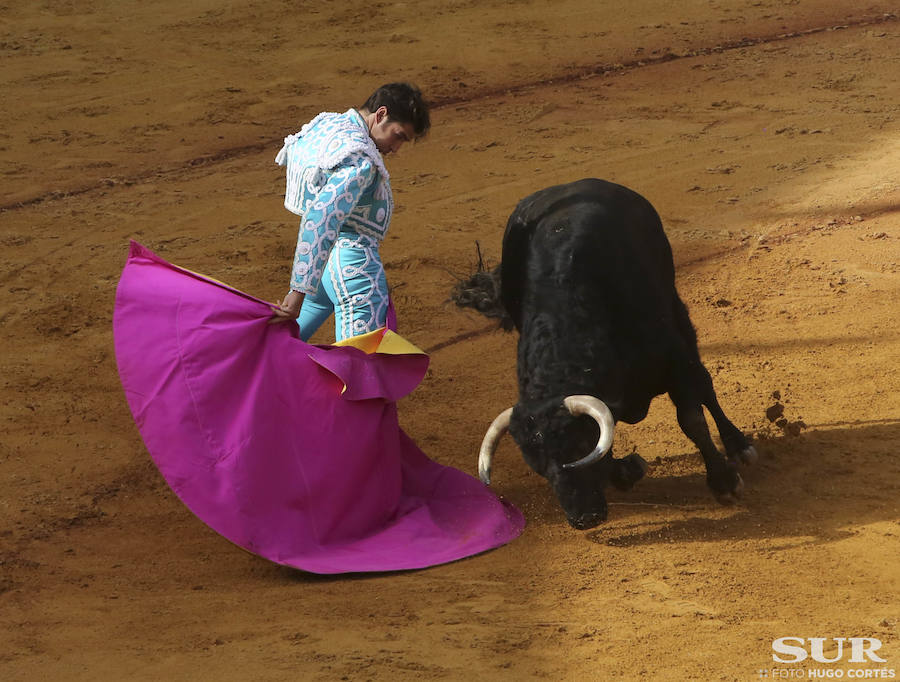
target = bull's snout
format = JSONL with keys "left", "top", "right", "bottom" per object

{"left": 565, "top": 508, "right": 608, "bottom": 530}
{"left": 552, "top": 469, "right": 609, "bottom": 530}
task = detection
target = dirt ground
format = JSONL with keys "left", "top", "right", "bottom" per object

{"left": 2, "top": 1, "right": 899, "bottom": 680}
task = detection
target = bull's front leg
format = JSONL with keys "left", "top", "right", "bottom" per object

{"left": 669, "top": 387, "right": 744, "bottom": 504}
{"left": 607, "top": 450, "right": 650, "bottom": 491}
{"left": 704, "top": 393, "right": 758, "bottom": 466}
{"left": 685, "top": 355, "right": 758, "bottom": 466}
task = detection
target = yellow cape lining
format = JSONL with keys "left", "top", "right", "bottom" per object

{"left": 334, "top": 328, "right": 426, "bottom": 356}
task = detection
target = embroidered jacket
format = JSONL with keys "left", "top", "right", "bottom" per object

{"left": 275, "top": 109, "right": 393, "bottom": 295}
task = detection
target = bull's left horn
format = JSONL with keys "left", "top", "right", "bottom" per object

{"left": 478, "top": 407, "right": 513, "bottom": 485}
{"left": 561, "top": 395, "right": 615, "bottom": 470}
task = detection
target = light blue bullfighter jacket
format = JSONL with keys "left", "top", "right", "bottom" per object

{"left": 275, "top": 109, "right": 393, "bottom": 295}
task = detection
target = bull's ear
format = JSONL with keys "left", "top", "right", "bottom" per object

{"left": 500, "top": 213, "right": 533, "bottom": 329}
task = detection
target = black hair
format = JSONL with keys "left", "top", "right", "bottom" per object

{"left": 361, "top": 82, "right": 431, "bottom": 137}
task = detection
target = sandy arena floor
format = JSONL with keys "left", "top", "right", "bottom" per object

{"left": 2, "top": 1, "right": 899, "bottom": 679}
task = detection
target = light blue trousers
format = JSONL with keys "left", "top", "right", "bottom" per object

{"left": 298, "top": 233, "right": 389, "bottom": 342}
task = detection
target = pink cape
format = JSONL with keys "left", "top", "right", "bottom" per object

{"left": 113, "top": 242, "right": 524, "bottom": 574}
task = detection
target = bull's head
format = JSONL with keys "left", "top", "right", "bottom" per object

{"left": 478, "top": 395, "right": 615, "bottom": 529}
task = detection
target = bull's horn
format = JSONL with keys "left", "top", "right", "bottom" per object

{"left": 561, "top": 395, "right": 615, "bottom": 470}
{"left": 477, "top": 407, "right": 513, "bottom": 485}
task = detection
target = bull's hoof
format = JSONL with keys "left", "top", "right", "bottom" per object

{"left": 610, "top": 453, "right": 649, "bottom": 491}
{"left": 713, "top": 473, "right": 744, "bottom": 505}
{"left": 708, "top": 463, "right": 744, "bottom": 505}
{"left": 735, "top": 445, "right": 758, "bottom": 465}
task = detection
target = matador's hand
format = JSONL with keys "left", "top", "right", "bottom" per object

{"left": 268, "top": 290, "right": 305, "bottom": 325}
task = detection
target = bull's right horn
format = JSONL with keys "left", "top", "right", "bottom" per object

{"left": 561, "top": 395, "right": 615, "bottom": 470}
{"left": 477, "top": 407, "right": 513, "bottom": 485}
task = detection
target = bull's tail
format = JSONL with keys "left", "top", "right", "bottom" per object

{"left": 450, "top": 242, "right": 513, "bottom": 330}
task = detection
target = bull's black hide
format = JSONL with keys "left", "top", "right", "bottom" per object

{"left": 464, "top": 178, "right": 756, "bottom": 529}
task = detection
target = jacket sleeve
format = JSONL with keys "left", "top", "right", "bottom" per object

{"left": 290, "top": 155, "right": 375, "bottom": 294}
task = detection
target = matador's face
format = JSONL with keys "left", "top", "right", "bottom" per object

{"left": 368, "top": 106, "right": 416, "bottom": 156}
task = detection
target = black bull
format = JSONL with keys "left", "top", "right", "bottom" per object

{"left": 468, "top": 178, "right": 757, "bottom": 529}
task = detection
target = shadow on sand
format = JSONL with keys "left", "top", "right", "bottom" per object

{"left": 582, "top": 420, "right": 900, "bottom": 548}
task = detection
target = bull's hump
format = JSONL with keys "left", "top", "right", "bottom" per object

{"left": 515, "top": 178, "right": 648, "bottom": 227}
